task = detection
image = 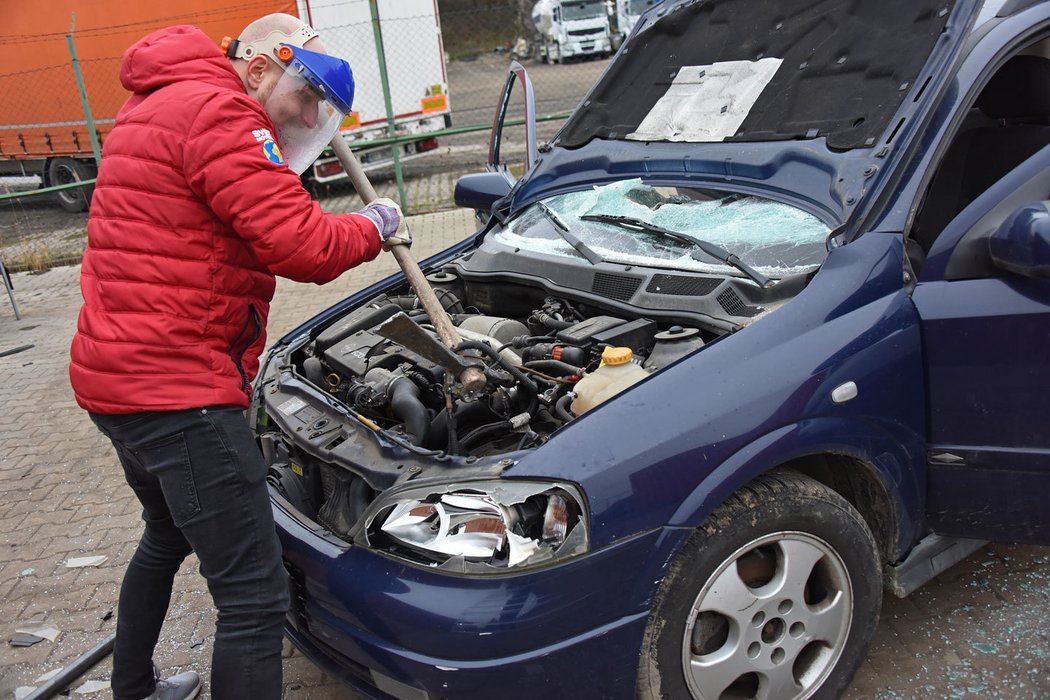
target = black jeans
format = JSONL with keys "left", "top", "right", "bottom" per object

{"left": 91, "top": 407, "right": 289, "bottom": 700}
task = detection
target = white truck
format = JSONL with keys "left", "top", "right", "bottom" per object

{"left": 531, "top": 0, "right": 612, "bottom": 64}
{"left": 298, "top": 0, "right": 452, "bottom": 184}
{"left": 613, "top": 0, "right": 662, "bottom": 48}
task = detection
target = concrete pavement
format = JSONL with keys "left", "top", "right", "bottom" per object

{"left": 0, "top": 207, "right": 1047, "bottom": 699}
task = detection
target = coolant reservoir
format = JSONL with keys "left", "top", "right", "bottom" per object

{"left": 571, "top": 347, "right": 650, "bottom": 415}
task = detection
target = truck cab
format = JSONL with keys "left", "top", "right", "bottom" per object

{"left": 533, "top": 0, "right": 613, "bottom": 63}
{"left": 613, "top": 0, "right": 661, "bottom": 48}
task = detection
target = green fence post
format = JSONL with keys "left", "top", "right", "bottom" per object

{"left": 368, "top": 0, "right": 409, "bottom": 208}
{"left": 67, "top": 14, "right": 102, "bottom": 167}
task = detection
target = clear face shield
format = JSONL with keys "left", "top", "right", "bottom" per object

{"left": 224, "top": 30, "right": 355, "bottom": 175}
{"left": 263, "top": 66, "right": 348, "bottom": 174}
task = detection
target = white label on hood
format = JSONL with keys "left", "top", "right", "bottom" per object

{"left": 277, "top": 397, "right": 307, "bottom": 415}
{"left": 627, "top": 58, "right": 783, "bottom": 142}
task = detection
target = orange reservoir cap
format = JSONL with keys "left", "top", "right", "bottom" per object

{"left": 601, "top": 347, "right": 634, "bottom": 366}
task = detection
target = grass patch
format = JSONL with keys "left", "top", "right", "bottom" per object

{"left": 62, "top": 228, "right": 88, "bottom": 242}
{"left": 4, "top": 241, "right": 83, "bottom": 273}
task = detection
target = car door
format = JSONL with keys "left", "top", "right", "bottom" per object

{"left": 911, "top": 140, "right": 1050, "bottom": 545}
{"left": 454, "top": 62, "right": 538, "bottom": 224}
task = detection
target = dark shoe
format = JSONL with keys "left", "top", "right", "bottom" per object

{"left": 139, "top": 669, "right": 201, "bottom": 700}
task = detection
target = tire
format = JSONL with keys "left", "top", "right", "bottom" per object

{"left": 47, "top": 157, "right": 95, "bottom": 213}
{"left": 637, "top": 471, "right": 881, "bottom": 700}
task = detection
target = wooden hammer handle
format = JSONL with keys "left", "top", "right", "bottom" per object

{"left": 327, "top": 137, "right": 485, "bottom": 391}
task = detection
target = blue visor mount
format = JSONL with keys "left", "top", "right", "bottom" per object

{"left": 280, "top": 45, "right": 355, "bottom": 114}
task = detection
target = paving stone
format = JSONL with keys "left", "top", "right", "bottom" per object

{"left": 282, "top": 653, "right": 327, "bottom": 686}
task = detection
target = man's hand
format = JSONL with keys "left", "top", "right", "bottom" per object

{"left": 359, "top": 198, "right": 412, "bottom": 250}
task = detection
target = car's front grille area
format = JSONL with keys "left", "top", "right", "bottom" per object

{"left": 592, "top": 272, "right": 643, "bottom": 301}
{"left": 646, "top": 274, "right": 722, "bottom": 296}
{"left": 568, "top": 28, "right": 604, "bottom": 37}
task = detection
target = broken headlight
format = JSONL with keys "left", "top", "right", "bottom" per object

{"left": 359, "top": 480, "right": 589, "bottom": 573}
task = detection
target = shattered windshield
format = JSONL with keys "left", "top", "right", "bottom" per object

{"left": 494, "top": 179, "right": 830, "bottom": 278}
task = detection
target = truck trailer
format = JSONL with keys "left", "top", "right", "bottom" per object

{"left": 0, "top": 0, "right": 450, "bottom": 211}
{"left": 299, "top": 0, "right": 451, "bottom": 187}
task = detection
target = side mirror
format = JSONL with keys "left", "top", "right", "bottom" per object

{"left": 454, "top": 172, "right": 513, "bottom": 213}
{"left": 989, "top": 202, "right": 1050, "bottom": 278}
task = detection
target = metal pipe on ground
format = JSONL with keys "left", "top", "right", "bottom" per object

{"left": 23, "top": 632, "right": 116, "bottom": 700}
{"left": 327, "top": 135, "right": 485, "bottom": 392}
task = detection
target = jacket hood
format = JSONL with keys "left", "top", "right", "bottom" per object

{"left": 120, "top": 25, "right": 242, "bottom": 95}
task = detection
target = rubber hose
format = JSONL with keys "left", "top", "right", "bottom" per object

{"left": 389, "top": 290, "right": 463, "bottom": 313}
{"left": 303, "top": 356, "right": 326, "bottom": 386}
{"left": 511, "top": 335, "right": 556, "bottom": 348}
{"left": 534, "top": 311, "right": 573, "bottom": 330}
{"left": 459, "top": 420, "right": 513, "bottom": 451}
{"left": 524, "top": 360, "right": 583, "bottom": 377}
{"left": 555, "top": 393, "right": 576, "bottom": 423}
{"left": 389, "top": 378, "right": 429, "bottom": 446}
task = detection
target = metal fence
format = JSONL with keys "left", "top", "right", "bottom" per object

{"left": 0, "top": 0, "right": 615, "bottom": 271}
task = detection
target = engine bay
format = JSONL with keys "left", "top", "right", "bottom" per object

{"left": 278, "top": 269, "right": 727, "bottom": 458}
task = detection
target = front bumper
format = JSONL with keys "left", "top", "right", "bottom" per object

{"left": 273, "top": 494, "right": 670, "bottom": 699}
{"left": 563, "top": 38, "right": 611, "bottom": 57}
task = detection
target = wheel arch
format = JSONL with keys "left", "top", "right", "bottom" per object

{"left": 780, "top": 452, "right": 901, "bottom": 564}
{"left": 665, "top": 418, "right": 922, "bottom": 565}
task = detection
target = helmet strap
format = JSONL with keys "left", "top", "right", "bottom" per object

{"left": 221, "top": 26, "right": 319, "bottom": 62}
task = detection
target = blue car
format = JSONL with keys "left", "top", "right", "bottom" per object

{"left": 251, "top": 0, "right": 1050, "bottom": 697}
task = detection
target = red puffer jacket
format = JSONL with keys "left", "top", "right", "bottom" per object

{"left": 70, "top": 26, "right": 382, "bottom": 414}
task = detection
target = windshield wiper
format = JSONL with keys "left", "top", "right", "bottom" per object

{"left": 580, "top": 214, "right": 774, "bottom": 288}
{"left": 538, "top": 203, "right": 603, "bottom": 265}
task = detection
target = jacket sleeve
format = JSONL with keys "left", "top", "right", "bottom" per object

{"left": 182, "top": 92, "right": 382, "bottom": 284}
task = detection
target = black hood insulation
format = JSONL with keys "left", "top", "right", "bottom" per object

{"left": 557, "top": 0, "right": 956, "bottom": 150}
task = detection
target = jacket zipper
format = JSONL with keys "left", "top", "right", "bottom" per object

{"left": 230, "top": 303, "right": 262, "bottom": 394}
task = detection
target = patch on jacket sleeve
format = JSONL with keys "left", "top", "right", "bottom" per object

{"left": 262, "top": 139, "right": 285, "bottom": 166}
{"left": 251, "top": 128, "right": 285, "bottom": 166}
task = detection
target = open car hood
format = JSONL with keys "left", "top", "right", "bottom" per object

{"left": 558, "top": 0, "right": 960, "bottom": 150}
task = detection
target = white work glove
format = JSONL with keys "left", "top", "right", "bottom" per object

{"left": 358, "top": 197, "right": 412, "bottom": 250}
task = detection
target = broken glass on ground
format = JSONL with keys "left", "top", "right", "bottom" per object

{"left": 63, "top": 555, "right": 107, "bottom": 568}
{"left": 17, "top": 626, "right": 61, "bottom": 642}
{"left": 74, "top": 680, "right": 111, "bottom": 694}
{"left": 9, "top": 633, "right": 45, "bottom": 647}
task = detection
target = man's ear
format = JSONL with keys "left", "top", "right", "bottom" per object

{"left": 245, "top": 55, "right": 270, "bottom": 90}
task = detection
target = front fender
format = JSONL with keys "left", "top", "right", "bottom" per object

{"left": 666, "top": 416, "right": 925, "bottom": 558}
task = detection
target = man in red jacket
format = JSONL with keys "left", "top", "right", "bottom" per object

{"left": 69, "top": 13, "right": 408, "bottom": 700}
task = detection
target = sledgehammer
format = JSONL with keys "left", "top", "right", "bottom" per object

{"left": 327, "top": 136, "right": 486, "bottom": 392}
